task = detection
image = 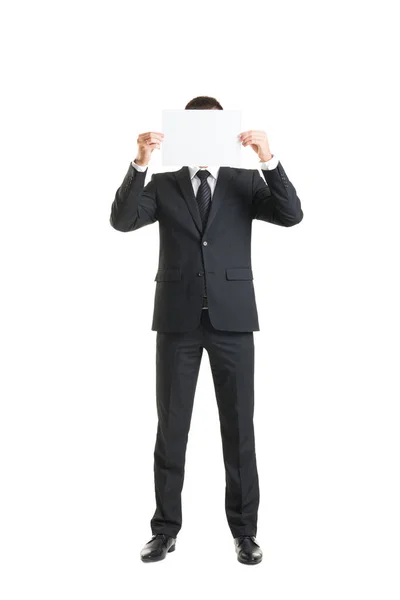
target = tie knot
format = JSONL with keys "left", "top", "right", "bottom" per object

{"left": 196, "top": 169, "right": 210, "bottom": 181}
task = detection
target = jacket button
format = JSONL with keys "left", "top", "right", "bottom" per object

{"left": 197, "top": 272, "right": 203, "bottom": 276}
{"left": 203, "top": 241, "right": 208, "bottom": 246}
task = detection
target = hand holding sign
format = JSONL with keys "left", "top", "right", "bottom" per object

{"left": 134, "top": 131, "right": 165, "bottom": 167}
{"left": 238, "top": 130, "right": 273, "bottom": 162}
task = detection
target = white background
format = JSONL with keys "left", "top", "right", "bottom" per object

{"left": 1, "top": 0, "right": 399, "bottom": 598}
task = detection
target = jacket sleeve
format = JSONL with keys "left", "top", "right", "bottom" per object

{"left": 109, "top": 162, "right": 158, "bottom": 232}
{"left": 251, "top": 161, "right": 304, "bottom": 227}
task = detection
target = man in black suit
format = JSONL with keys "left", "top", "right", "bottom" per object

{"left": 109, "top": 96, "right": 303, "bottom": 565}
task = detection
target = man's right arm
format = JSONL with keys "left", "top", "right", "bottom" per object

{"left": 109, "top": 162, "right": 158, "bottom": 232}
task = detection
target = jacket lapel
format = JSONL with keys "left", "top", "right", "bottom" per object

{"left": 174, "top": 167, "right": 203, "bottom": 233}
{"left": 204, "top": 167, "right": 236, "bottom": 235}
{"left": 174, "top": 166, "right": 236, "bottom": 235}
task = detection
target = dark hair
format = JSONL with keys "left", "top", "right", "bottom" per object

{"left": 185, "top": 96, "right": 223, "bottom": 110}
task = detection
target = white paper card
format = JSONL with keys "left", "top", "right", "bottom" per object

{"left": 161, "top": 109, "right": 242, "bottom": 166}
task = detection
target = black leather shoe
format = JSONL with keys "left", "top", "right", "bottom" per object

{"left": 234, "top": 535, "right": 263, "bottom": 565}
{"left": 140, "top": 533, "right": 176, "bottom": 562}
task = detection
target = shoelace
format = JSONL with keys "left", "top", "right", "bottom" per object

{"left": 148, "top": 533, "right": 169, "bottom": 544}
{"left": 237, "top": 535, "right": 258, "bottom": 546}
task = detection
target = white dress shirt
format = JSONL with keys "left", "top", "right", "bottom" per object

{"left": 131, "top": 154, "right": 280, "bottom": 198}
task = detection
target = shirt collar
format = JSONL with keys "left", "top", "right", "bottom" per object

{"left": 188, "top": 165, "right": 220, "bottom": 180}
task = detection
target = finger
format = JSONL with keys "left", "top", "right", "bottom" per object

{"left": 240, "top": 131, "right": 265, "bottom": 140}
{"left": 241, "top": 136, "right": 263, "bottom": 145}
{"left": 140, "top": 136, "right": 163, "bottom": 147}
{"left": 147, "top": 136, "right": 163, "bottom": 144}
{"left": 138, "top": 132, "right": 165, "bottom": 141}
{"left": 242, "top": 133, "right": 266, "bottom": 142}
{"left": 241, "top": 132, "right": 264, "bottom": 141}
{"left": 238, "top": 130, "right": 252, "bottom": 138}
{"left": 138, "top": 132, "right": 164, "bottom": 138}
{"left": 146, "top": 135, "right": 164, "bottom": 143}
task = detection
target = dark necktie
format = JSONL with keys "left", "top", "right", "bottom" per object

{"left": 195, "top": 170, "right": 212, "bottom": 229}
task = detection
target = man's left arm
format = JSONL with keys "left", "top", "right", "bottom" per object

{"left": 252, "top": 159, "right": 304, "bottom": 226}
{"left": 239, "top": 130, "right": 304, "bottom": 227}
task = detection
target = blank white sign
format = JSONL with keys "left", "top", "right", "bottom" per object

{"left": 161, "top": 109, "right": 242, "bottom": 166}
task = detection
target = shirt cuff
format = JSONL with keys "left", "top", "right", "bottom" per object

{"left": 259, "top": 154, "right": 279, "bottom": 170}
{"left": 131, "top": 160, "right": 148, "bottom": 172}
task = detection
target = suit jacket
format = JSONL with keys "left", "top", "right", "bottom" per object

{"left": 109, "top": 161, "right": 303, "bottom": 332}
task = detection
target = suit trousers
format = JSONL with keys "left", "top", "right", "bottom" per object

{"left": 150, "top": 308, "right": 260, "bottom": 539}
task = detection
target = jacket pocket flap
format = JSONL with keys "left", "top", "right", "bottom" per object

{"left": 154, "top": 268, "right": 182, "bottom": 281}
{"left": 225, "top": 267, "right": 253, "bottom": 280}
